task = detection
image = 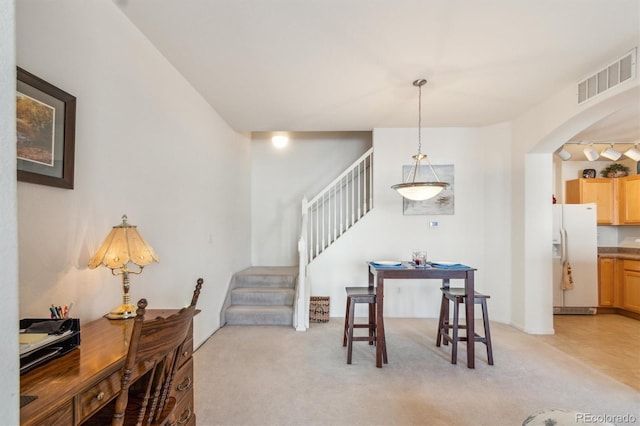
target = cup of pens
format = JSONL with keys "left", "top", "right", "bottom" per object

{"left": 50, "top": 304, "right": 70, "bottom": 319}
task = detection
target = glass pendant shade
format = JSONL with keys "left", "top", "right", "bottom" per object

{"left": 391, "top": 182, "right": 447, "bottom": 201}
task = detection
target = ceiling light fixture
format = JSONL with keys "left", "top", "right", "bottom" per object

{"left": 556, "top": 146, "right": 571, "bottom": 161}
{"left": 623, "top": 143, "right": 640, "bottom": 161}
{"left": 272, "top": 135, "right": 289, "bottom": 149}
{"left": 583, "top": 144, "right": 599, "bottom": 161}
{"left": 391, "top": 79, "right": 448, "bottom": 201}
{"left": 600, "top": 144, "right": 622, "bottom": 161}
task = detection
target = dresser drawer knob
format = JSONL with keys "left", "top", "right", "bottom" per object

{"left": 182, "top": 350, "right": 189, "bottom": 358}
{"left": 176, "top": 375, "right": 192, "bottom": 392}
{"left": 95, "top": 391, "right": 105, "bottom": 401}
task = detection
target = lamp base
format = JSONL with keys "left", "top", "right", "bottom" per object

{"left": 105, "top": 303, "right": 136, "bottom": 320}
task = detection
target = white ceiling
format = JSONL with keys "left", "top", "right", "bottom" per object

{"left": 116, "top": 0, "right": 640, "bottom": 142}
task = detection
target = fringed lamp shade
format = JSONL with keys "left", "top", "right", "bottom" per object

{"left": 88, "top": 217, "right": 159, "bottom": 270}
{"left": 88, "top": 215, "right": 158, "bottom": 319}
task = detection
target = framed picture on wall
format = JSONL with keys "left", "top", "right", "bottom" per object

{"left": 16, "top": 67, "right": 76, "bottom": 189}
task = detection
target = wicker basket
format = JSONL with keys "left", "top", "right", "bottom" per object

{"left": 309, "top": 296, "right": 330, "bottom": 323}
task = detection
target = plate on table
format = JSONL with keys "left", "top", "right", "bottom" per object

{"left": 431, "top": 261, "right": 457, "bottom": 266}
{"left": 372, "top": 260, "right": 401, "bottom": 266}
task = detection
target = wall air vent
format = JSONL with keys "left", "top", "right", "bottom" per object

{"left": 553, "top": 306, "right": 597, "bottom": 315}
{"left": 577, "top": 47, "right": 637, "bottom": 104}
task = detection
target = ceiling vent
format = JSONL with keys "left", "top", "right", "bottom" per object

{"left": 577, "top": 47, "right": 637, "bottom": 104}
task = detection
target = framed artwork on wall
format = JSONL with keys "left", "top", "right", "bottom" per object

{"left": 16, "top": 67, "right": 76, "bottom": 189}
{"left": 402, "top": 164, "right": 455, "bottom": 215}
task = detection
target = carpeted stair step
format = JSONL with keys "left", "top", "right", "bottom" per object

{"left": 234, "top": 269, "right": 296, "bottom": 288}
{"left": 231, "top": 287, "right": 295, "bottom": 306}
{"left": 225, "top": 305, "right": 293, "bottom": 326}
{"left": 223, "top": 266, "right": 298, "bottom": 327}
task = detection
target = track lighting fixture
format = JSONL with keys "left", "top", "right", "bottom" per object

{"left": 623, "top": 144, "right": 640, "bottom": 161}
{"left": 583, "top": 145, "right": 599, "bottom": 161}
{"left": 600, "top": 144, "right": 622, "bottom": 161}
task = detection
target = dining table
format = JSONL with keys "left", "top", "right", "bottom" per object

{"left": 368, "top": 261, "right": 478, "bottom": 368}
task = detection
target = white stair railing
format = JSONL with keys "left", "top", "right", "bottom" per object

{"left": 295, "top": 148, "right": 373, "bottom": 330}
{"left": 303, "top": 148, "right": 373, "bottom": 263}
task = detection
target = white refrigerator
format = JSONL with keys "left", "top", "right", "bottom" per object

{"left": 552, "top": 203, "right": 598, "bottom": 314}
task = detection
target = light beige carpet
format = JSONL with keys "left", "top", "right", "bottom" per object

{"left": 194, "top": 318, "right": 639, "bottom": 425}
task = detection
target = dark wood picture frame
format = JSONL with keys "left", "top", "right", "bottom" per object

{"left": 16, "top": 67, "right": 76, "bottom": 189}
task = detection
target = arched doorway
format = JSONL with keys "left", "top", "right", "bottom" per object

{"left": 522, "top": 84, "right": 639, "bottom": 334}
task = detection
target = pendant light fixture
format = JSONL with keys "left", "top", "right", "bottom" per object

{"left": 391, "top": 79, "right": 449, "bottom": 201}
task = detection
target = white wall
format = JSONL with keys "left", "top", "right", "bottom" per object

{"left": 308, "top": 124, "right": 513, "bottom": 322}
{"left": 251, "top": 131, "right": 371, "bottom": 266}
{"left": 0, "top": 0, "right": 19, "bottom": 422}
{"left": 16, "top": 1, "right": 252, "bottom": 348}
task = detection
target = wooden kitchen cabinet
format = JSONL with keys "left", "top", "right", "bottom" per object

{"left": 565, "top": 178, "right": 616, "bottom": 224}
{"left": 618, "top": 175, "right": 640, "bottom": 224}
{"left": 598, "top": 257, "right": 616, "bottom": 307}
{"left": 622, "top": 260, "right": 640, "bottom": 314}
{"left": 566, "top": 175, "right": 640, "bottom": 225}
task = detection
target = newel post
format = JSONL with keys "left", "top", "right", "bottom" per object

{"left": 295, "top": 197, "right": 309, "bottom": 331}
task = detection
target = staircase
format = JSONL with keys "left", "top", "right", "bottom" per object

{"left": 222, "top": 266, "right": 298, "bottom": 326}
{"left": 221, "top": 148, "right": 374, "bottom": 329}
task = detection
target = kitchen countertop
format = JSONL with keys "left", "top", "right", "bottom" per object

{"left": 598, "top": 247, "right": 640, "bottom": 260}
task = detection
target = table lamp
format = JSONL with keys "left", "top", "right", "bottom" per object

{"left": 88, "top": 215, "right": 159, "bottom": 319}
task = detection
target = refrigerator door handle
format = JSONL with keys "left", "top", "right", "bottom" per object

{"left": 560, "top": 228, "right": 568, "bottom": 263}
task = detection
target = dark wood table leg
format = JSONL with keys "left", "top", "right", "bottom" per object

{"left": 466, "top": 270, "right": 475, "bottom": 368}
{"left": 375, "top": 272, "right": 385, "bottom": 368}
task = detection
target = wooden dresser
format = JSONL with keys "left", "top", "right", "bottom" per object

{"left": 20, "top": 309, "right": 196, "bottom": 425}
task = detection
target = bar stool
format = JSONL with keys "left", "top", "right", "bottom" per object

{"left": 342, "top": 286, "right": 387, "bottom": 365}
{"left": 436, "top": 287, "right": 494, "bottom": 365}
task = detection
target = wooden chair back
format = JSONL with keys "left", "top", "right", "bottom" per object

{"left": 112, "top": 278, "right": 203, "bottom": 426}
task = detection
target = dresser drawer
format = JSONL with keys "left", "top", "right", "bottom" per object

{"left": 173, "top": 357, "right": 194, "bottom": 404}
{"left": 179, "top": 330, "right": 194, "bottom": 368}
{"left": 77, "top": 369, "right": 122, "bottom": 421}
{"left": 30, "top": 400, "right": 73, "bottom": 425}
{"left": 171, "top": 393, "right": 195, "bottom": 426}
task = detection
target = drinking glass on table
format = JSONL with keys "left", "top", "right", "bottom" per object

{"left": 412, "top": 250, "right": 427, "bottom": 267}
{"left": 418, "top": 251, "right": 427, "bottom": 267}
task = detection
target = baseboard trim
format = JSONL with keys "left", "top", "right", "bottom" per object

{"left": 597, "top": 307, "right": 640, "bottom": 321}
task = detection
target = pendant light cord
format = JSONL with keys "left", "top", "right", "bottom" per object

{"left": 412, "top": 79, "right": 443, "bottom": 183}
{"left": 415, "top": 79, "right": 425, "bottom": 156}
